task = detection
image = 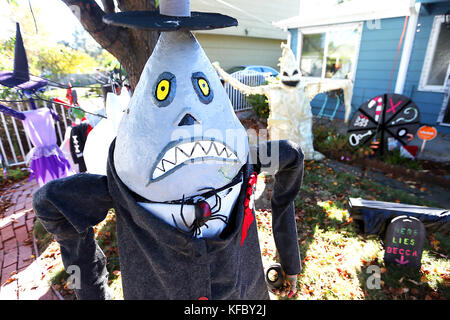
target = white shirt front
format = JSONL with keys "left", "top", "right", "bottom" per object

{"left": 138, "top": 181, "right": 242, "bottom": 239}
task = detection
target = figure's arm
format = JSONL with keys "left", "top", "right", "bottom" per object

{"left": 212, "top": 62, "right": 269, "bottom": 96}
{"left": 252, "top": 140, "right": 303, "bottom": 287}
{"left": 32, "top": 173, "right": 113, "bottom": 300}
{"left": 0, "top": 103, "right": 25, "bottom": 120}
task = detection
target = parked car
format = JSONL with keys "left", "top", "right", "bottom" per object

{"left": 226, "top": 65, "right": 279, "bottom": 77}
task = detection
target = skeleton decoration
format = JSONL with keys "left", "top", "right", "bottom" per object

{"left": 214, "top": 43, "right": 354, "bottom": 161}
{"left": 33, "top": 0, "right": 303, "bottom": 300}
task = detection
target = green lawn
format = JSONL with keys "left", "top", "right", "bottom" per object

{"left": 258, "top": 160, "right": 449, "bottom": 300}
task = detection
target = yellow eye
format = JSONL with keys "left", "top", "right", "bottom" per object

{"left": 198, "top": 78, "right": 210, "bottom": 96}
{"left": 156, "top": 79, "right": 170, "bottom": 101}
{"left": 191, "top": 72, "right": 213, "bottom": 104}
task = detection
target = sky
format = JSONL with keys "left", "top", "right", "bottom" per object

{"left": 0, "top": 0, "right": 84, "bottom": 43}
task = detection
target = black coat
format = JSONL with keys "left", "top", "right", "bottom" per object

{"left": 32, "top": 139, "right": 304, "bottom": 300}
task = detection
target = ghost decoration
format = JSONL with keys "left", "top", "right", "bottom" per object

{"left": 214, "top": 43, "right": 354, "bottom": 161}
{"left": 83, "top": 91, "right": 129, "bottom": 175}
{"left": 32, "top": 0, "right": 303, "bottom": 300}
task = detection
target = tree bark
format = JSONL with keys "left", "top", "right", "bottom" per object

{"left": 61, "top": 0, "right": 160, "bottom": 91}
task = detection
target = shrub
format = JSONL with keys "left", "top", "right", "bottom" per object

{"left": 247, "top": 94, "right": 269, "bottom": 119}
{"left": 382, "top": 149, "right": 423, "bottom": 170}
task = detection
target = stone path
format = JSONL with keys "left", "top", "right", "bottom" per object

{"left": 0, "top": 179, "right": 60, "bottom": 300}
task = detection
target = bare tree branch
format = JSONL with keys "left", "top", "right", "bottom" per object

{"left": 61, "top": 0, "right": 159, "bottom": 90}
{"left": 61, "top": 0, "right": 128, "bottom": 54}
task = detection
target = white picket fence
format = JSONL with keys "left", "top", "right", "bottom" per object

{"left": 225, "top": 70, "right": 267, "bottom": 112}
{"left": 0, "top": 100, "right": 71, "bottom": 167}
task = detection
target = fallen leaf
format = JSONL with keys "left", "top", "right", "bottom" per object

{"left": 4, "top": 277, "right": 16, "bottom": 285}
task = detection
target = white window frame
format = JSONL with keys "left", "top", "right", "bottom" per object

{"left": 296, "top": 22, "right": 363, "bottom": 82}
{"left": 436, "top": 64, "right": 450, "bottom": 126}
{"left": 418, "top": 15, "right": 449, "bottom": 93}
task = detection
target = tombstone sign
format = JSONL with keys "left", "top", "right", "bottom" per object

{"left": 384, "top": 215, "right": 426, "bottom": 269}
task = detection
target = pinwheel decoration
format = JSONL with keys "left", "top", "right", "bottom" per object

{"left": 347, "top": 93, "right": 421, "bottom": 154}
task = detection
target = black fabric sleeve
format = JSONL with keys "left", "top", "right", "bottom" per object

{"left": 253, "top": 140, "right": 304, "bottom": 275}
{"left": 32, "top": 173, "right": 114, "bottom": 300}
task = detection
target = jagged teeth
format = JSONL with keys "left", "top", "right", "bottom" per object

{"left": 152, "top": 140, "right": 238, "bottom": 180}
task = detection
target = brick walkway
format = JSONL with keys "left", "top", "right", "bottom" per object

{"left": 0, "top": 179, "right": 60, "bottom": 300}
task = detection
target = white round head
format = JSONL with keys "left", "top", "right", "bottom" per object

{"left": 114, "top": 31, "right": 249, "bottom": 202}
{"left": 279, "top": 43, "right": 301, "bottom": 88}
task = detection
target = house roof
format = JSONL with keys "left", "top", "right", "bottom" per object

{"left": 273, "top": 0, "right": 416, "bottom": 30}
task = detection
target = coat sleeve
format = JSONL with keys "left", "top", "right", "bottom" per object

{"left": 252, "top": 140, "right": 304, "bottom": 275}
{"left": 32, "top": 173, "right": 114, "bottom": 300}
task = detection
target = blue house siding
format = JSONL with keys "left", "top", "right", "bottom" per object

{"left": 403, "top": 2, "right": 450, "bottom": 134}
{"left": 309, "top": 17, "right": 409, "bottom": 122}
{"left": 289, "top": 28, "right": 298, "bottom": 57}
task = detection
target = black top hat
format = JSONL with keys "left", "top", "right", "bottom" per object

{"left": 0, "top": 23, "right": 48, "bottom": 91}
{"left": 103, "top": 0, "right": 238, "bottom": 31}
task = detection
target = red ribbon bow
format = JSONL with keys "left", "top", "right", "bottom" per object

{"left": 241, "top": 172, "right": 258, "bottom": 246}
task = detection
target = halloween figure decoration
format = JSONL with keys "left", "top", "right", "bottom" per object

{"left": 83, "top": 91, "right": 129, "bottom": 175}
{"left": 0, "top": 23, "right": 48, "bottom": 92}
{"left": 0, "top": 23, "right": 73, "bottom": 186}
{"left": 33, "top": 0, "right": 303, "bottom": 300}
{"left": 213, "top": 43, "right": 354, "bottom": 161}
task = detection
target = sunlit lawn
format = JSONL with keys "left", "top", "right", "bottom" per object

{"left": 257, "top": 160, "right": 449, "bottom": 300}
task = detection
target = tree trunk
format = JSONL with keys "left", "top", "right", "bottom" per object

{"left": 61, "top": 0, "right": 160, "bottom": 92}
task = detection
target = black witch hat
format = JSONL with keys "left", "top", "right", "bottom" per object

{"left": 0, "top": 23, "right": 48, "bottom": 91}
{"left": 103, "top": 0, "right": 237, "bottom": 31}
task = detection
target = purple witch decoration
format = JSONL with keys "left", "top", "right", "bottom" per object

{"left": 0, "top": 23, "right": 72, "bottom": 186}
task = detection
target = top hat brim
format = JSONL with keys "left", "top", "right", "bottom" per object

{"left": 0, "top": 71, "right": 48, "bottom": 91}
{"left": 103, "top": 11, "right": 238, "bottom": 31}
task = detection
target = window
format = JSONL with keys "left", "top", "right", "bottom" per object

{"left": 419, "top": 15, "right": 450, "bottom": 92}
{"left": 299, "top": 23, "right": 362, "bottom": 80}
